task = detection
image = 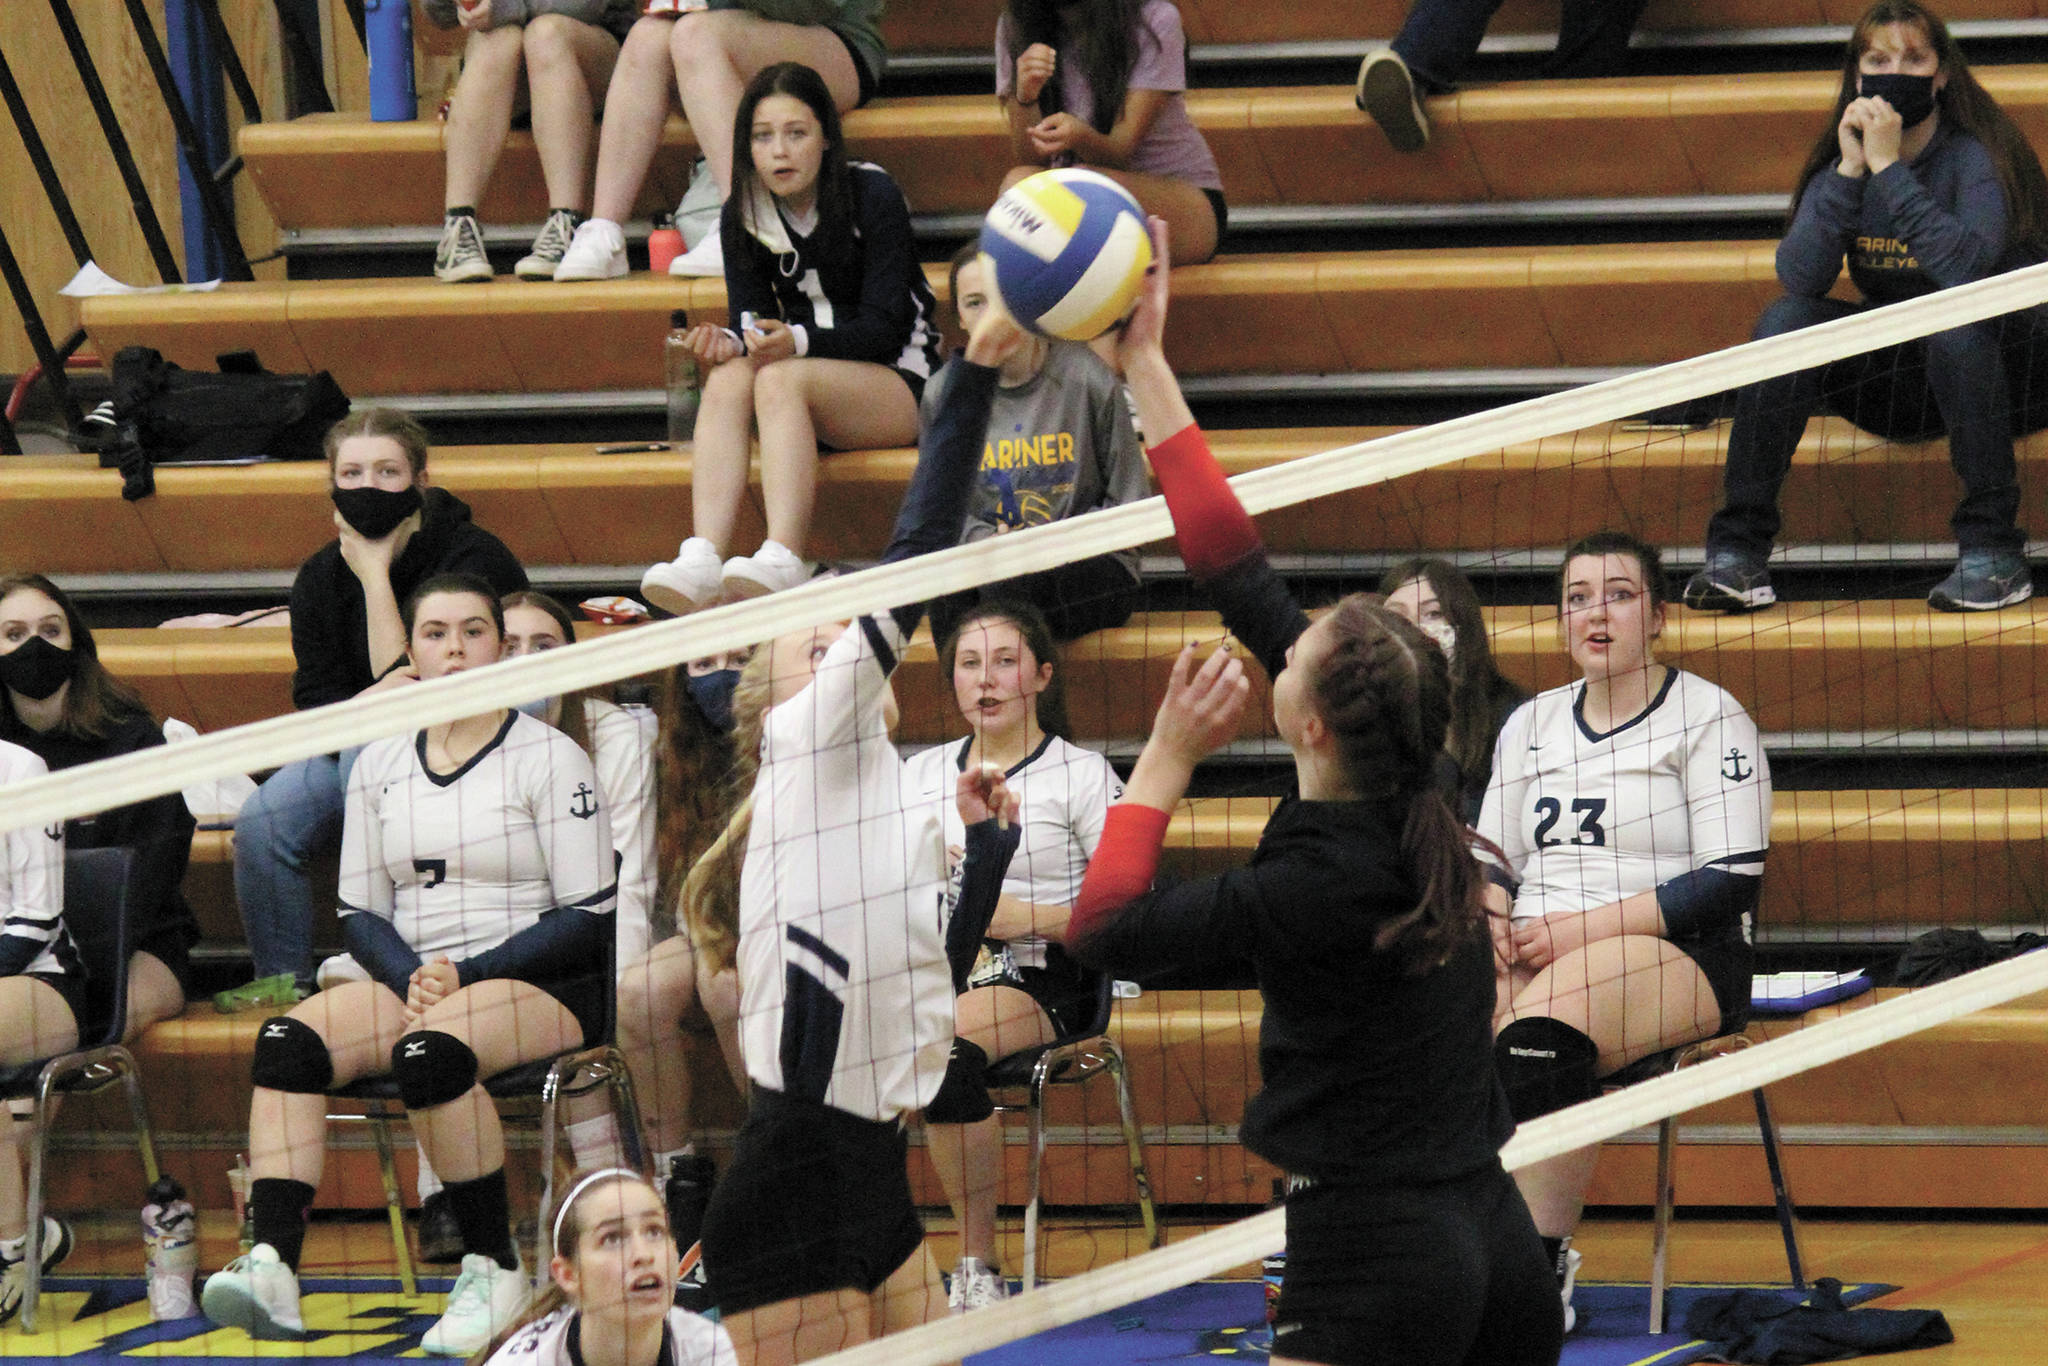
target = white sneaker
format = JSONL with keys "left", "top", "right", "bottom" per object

{"left": 420, "top": 1253, "right": 529, "bottom": 1357}
{"left": 947, "top": 1257, "right": 1008, "bottom": 1313}
{"left": 201, "top": 1243, "right": 305, "bottom": 1338}
{"left": 722, "top": 540, "right": 809, "bottom": 600}
{"left": 1559, "top": 1246, "right": 1582, "bottom": 1334}
{"left": 434, "top": 213, "right": 493, "bottom": 284}
{"left": 640, "top": 537, "right": 726, "bottom": 616}
{"left": 516, "top": 209, "right": 579, "bottom": 281}
{"left": 0, "top": 1216, "right": 73, "bottom": 1325}
{"left": 552, "top": 217, "right": 628, "bottom": 281}
{"left": 668, "top": 223, "right": 724, "bottom": 277}
{"left": 315, "top": 953, "right": 370, "bottom": 991}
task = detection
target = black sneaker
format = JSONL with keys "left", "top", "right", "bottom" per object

{"left": 516, "top": 210, "right": 579, "bottom": 281}
{"left": 0, "top": 1215, "right": 73, "bottom": 1325}
{"left": 1928, "top": 550, "right": 2033, "bottom": 612}
{"left": 1355, "top": 49, "right": 1430, "bottom": 153}
{"left": 434, "top": 213, "right": 493, "bottom": 284}
{"left": 417, "top": 1190, "right": 464, "bottom": 1265}
{"left": 1682, "top": 551, "right": 1777, "bottom": 613}
{"left": 674, "top": 1239, "right": 713, "bottom": 1314}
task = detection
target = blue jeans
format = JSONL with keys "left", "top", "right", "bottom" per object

{"left": 1392, "top": 0, "right": 1651, "bottom": 92}
{"left": 1706, "top": 294, "right": 2048, "bottom": 560}
{"left": 233, "top": 749, "right": 359, "bottom": 987}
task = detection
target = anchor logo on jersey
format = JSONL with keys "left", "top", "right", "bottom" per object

{"left": 1722, "top": 747, "right": 1753, "bottom": 782}
{"left": 44, "top": 824, "right": 62, "bottom": 842}
{"left": 569, "top": 783, "right": 598, "bottom": 820}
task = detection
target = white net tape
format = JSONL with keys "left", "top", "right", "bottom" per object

{"left": 813, "top": 949, "right": 2048, "bottom": 1366}
{"left": 5, "top": 259, "right": 2048, "bottom": 838}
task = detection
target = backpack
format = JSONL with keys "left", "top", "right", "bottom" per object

{"left": 97, "top": 346, "right": 351, "bottom": 500}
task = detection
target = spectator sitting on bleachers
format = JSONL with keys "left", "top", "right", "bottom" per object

{"left": 1684, "top": 0, "right": 2048, "bottom": 616}
{"left": 201, "top": 574, "right": 618, "bottom": 1356}
{"left": 639, "top": 62, "right": 941, "bottom": 613}
{"left": 228, "top": 408, "right": 527, "bottom": 1005}
{"left": 0, "top": 574, "right": 199, "bottom": 1040}
{"left": 0, "top": 740, "right": 84, "bottom": 1324}
{"left": 1379, "top": 557, "right": 1527, "bottom": 824}
{"left": 997, "top": 0, "right": 1225, "bottom": 265}
{"left": 1480, "top": 530, "right": 1770, "bottom": 1335}
{"left": 902, "top": 599, "right": 1120, "bottom": 1314}
{"left": 424, "top": 0, "right": 638, "bottom": 284}
{"left": 1356, "top": 0, "right": 1648, "bottom": 153}
{"left": 924, "top": 244, "right": 1148, "bottom": 648}
{"left": 614, "top": 651, "right": 748, "bottom": 1276}
{"left": 552, "top": 0, "right": 885, "bottom": 281}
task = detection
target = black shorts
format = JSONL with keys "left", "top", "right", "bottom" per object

{"left": 830, "top": 27, "right": 880, "bottom": 107}
{"left": 700, "top": 1086, "right": 926, "bottom": 1314}
{"left": 1202, "top": 186, "right": 1229, "bottom": 242}
{"left": 1002, "top": 946, "right": 1101, "bottom": 1039}
{"left": 1678, "top": 933, "right": 1755, "bottom": 1034}
{"left": 25, "top": 973, "right": 87, "bottom": 1041}
{"left": 133, "top": 921, "right": 197, "bottom": 998}
{"left": 1273, "top": 1163, "right": 1562, "bottom": 1366}
{"left": 534, "top": 972, "right": 605, "bottom": 1048}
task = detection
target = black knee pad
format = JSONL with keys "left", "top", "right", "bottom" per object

{"left": 251, "top": 1016, "right": 333, "bottom": 1094}
{"left": 924, "top": 1038, "right": 993, "bottom": 1124}
{"left": 392, "top": 1030, "right": 479, "bottom": 1109}
{"left": 1494, "top": 1017, "right": 1600, "bottom": 1123}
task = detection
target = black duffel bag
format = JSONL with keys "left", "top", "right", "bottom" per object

{"left": 97, "top": 346, "right": 350, "bottom": 500}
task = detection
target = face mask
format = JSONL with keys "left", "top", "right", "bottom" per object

{"left": 686, "top": 669, "right": 741, "bottom": 734}
{"left": 331, "top": 484, "right": 423, "bottom": 539}
{"left": 0, "top": 635, "right": 74, "bottom": 702}
{"left": 1420, "top": 620, "right": 1457, "bottom": 670}
{"left": 1859, "top": 71, "right": 1938, "bottom": 129}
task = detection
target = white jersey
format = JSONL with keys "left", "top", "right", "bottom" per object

{"left": 0, "top": 740, "right": 78, "bottom": 982}
{"left": 1477, "top": 669, "right": 1769, "bottom": 938}
{"left": 737, "top": 613, "right": 954, "bottom": 1123}
{"left": 588, "top": 700, "right": 658, "bottom": 966}
{"left": 901, "top": 734, "right": 1119, "bottom": 970}
{"left": 340, "top": 711, "right": 618, "bottom": 965}
{"left": 480, "top": 1304, "right": 735, "bottom": 1366}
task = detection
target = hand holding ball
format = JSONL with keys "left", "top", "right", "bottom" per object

{"left": 979, "top": 169, "right": 1154, "bottom": 341}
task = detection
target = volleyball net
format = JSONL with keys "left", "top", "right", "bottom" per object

{"left": 5, "top": 257, "right": 2048, "bottom": 1356}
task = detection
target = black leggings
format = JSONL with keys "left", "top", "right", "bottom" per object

{"left": 927, "top": 553, "right": 1140, "bottom": 648}
{"left": 1272, "top": 1163, "right": 1562, "bottom": 1366}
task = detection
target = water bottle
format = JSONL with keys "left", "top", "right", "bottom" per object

{"left": 665, "top": 310, "right": 701, "bottom": 445}
{"left": 142, "top": 1176, "right": 198, "bottom": 1320}
{"left": 1261, "top": 1178, "right": 1286, "bottom": 1325}
{"left": 648, "top": 213, "right": 684, "bottom": 275}
{"left": 364, "top": 0, "right": 416, "bottom": 123}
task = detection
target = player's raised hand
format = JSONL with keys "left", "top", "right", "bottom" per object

{"left": 1152, "top": 640, "right": 1250, "bottom": 767}
{"left": 958, "top": 763, "right": 1020, "bottom": 829}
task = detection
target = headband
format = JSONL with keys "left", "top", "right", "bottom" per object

{"left": 552, "top": 1168, "right": 647, "bottom": 1257}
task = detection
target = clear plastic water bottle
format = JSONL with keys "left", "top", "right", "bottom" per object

{"left": 664, "top": 309, "right": 700, "bottom": 445}
{"left": 143, "top": 1176, "right": 198, "bottom": 1320}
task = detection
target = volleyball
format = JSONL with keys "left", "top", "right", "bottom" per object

{"left": 980, "top": 168, "right": 1154, "bottom": 340}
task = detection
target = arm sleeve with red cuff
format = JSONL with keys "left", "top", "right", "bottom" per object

{"left": 1147, "top": 424, "right": 1311, "bottom": 680}
{"left": 1066, "top": 804, "right": 1259, "bottom": 980}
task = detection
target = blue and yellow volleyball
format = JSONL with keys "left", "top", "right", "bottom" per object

{"left": 979, "top": 169, "right": 1154, "bottom": 340}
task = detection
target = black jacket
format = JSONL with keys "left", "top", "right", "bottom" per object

{"left": 288, "top": 486, "right": 527, "bottom": 710}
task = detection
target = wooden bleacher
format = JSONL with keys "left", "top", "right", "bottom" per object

{"left": 12, "top": 421, "right": 2048, "bottom": 575}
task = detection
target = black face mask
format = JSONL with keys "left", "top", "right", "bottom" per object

{"left": 0, "top": 635, "right": 75, "bottom": 702}
{"left": 1859, "top": 72, "right": 1938, "bottom": 129}
{"left": 685, "top": 669, "right": 741, "bottom": 734}
{"left": 331, "top": 484, "right": 424, "bottom": 539}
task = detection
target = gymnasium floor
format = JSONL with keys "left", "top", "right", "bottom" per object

{"left": 1, "top": 1213, "right": 2040, "bottom": 1362}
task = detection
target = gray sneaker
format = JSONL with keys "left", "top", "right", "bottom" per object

{"left": 434, "top": 213, "right": 493, "bottom": 284}
{"left": 1682, "top": 551, "right": 1776, "bottom": 613}
{"left": 1356, "top": 49, "right": 1430, "bottom": 153}
{"left": 515, "top": 210, "right": 579, "bottom": 280}
{"left": 1928, "top": 550, "right": 2033, "bottom": 612}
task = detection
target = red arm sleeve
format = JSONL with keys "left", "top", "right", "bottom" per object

{"left": 1146, "top": 423, "right": 1263, "bottom": 580}
{"left": 1066, "top": 804, "right": 1173, "bottom": 945}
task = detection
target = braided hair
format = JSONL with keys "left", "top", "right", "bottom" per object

{"left": 1308, "top": 594, "right": 1494, "bottom": 976}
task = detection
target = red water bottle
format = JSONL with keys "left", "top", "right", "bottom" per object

{"left": 648, "top": 212, "right": 684, "bottom": 275}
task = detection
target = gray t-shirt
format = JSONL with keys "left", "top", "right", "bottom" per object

{"left": 995, "top": 0, "right": 1222, "bottom": 192}
{"left": 920, "top": 341, "right": 1148, "bottom": 580}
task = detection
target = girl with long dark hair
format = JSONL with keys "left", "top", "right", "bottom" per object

{"left": 1686, "top": 0, "right": 2048, "bottom": 615}
{"left": 998, "top": 0, "right": 1226, "bottom": 264}
{"left": 641, "top": 62, "right": 943, "bottom": 616}
{"left": 1066, "top": 221, "right": 1561, "bottom": 1366}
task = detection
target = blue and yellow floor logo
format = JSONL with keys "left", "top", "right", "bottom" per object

{"left": 0, "top": 1278, "right": 454, "bottom": 1363}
